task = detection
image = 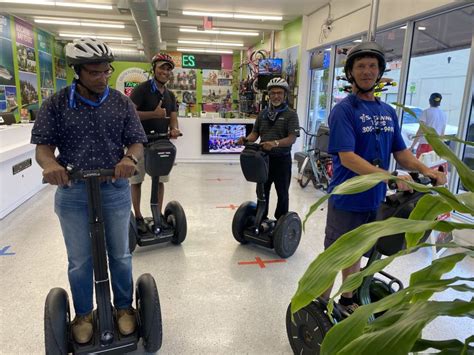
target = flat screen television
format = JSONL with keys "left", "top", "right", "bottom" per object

{"left": 201, "top": 123, "right": 253, "bottom": 154}
{"left": 258, "top": 58, "right": 283, "bottom": 75}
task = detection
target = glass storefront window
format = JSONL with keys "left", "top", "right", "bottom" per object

{"left": 306, "top": 50, "right": 331, "bottom": 148}
{"left": 332, "top": 41, "right": 354, "bottom": 107}
{"left": 402, "top": 7, "right": 473, "bottom": 155}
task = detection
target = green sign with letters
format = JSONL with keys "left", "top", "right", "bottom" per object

{"left": 182, "top": 54, "right": 196, "bottom": 68}
{"left": 181, "top": 53, "right": 221, "bottom": 69}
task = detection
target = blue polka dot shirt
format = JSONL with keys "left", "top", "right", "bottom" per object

{"left": 31, "top": 87, "right": 147, "bottom": 170}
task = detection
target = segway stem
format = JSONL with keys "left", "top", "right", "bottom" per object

{"left": 254, "top": 183, "right": 267, "bottom": 231}
{"left": 85, "top": 175, "right": 114, "bottom": 346}
{"left": 150, "top": 176, "right": 163, "bottom": 234}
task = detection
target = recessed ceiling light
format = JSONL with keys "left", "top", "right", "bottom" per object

{"left": 178, "top": 39, "right": 243, "bottom": 47}
{"left": 179, "top": 27, "right": 259, "bottom": 36}
{"left": 417, "top": 26, "right": 426, "bottom": 31}
{"left": 59, "top": 33, "right": 133, "bottom": 41}
{"left": 4, "top": 1, "right": 112, "bottom": 9}
{"left": 35, "top": 18, "right": 124, "bottom": 28}
{"left": 400, "top": 25, "right": 407, "bottom": 30}
{"left": 182, "top": 10, "right": 282, "bottom": 21}
{"left": 353, "top": 39, "right": 362, "bottom": 43}
{"left": 177, "top": 47, "right": 233, "bottom": 54}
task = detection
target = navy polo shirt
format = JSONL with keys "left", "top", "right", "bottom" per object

{"left": 31, "top": 86, "right": 147, "bottom": 170}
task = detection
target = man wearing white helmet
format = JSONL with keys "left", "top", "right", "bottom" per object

{"left": 31, "top": 38, "right": 147, "bottom": 344}
{"left": 237, "top": 77, "right": 300, "bottom": 222}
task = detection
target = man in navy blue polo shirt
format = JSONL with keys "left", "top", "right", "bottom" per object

{"left": 129, "top": 53, "right": 181, "bottom": 233}
{"left": 323, "top": 42, "right": 446, "bottom": 314}
{"left": 31, "top": 38, "right": 147, "bottom": 344}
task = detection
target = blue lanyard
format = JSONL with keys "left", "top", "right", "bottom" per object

{"left": 68, "top": 81, "right": 110, "bottom": 109}
{"left": 150, "top": 78, "right": 159, "bottom": 93}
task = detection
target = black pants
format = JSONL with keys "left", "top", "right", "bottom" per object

{"left": 261, "top": 153, "right": 292, "bottom": 220}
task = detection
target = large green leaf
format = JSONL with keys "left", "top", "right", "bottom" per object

{"left": 320, "top": 278, "right": 474, "bottom": 355}
{"left": 421, "top": 123, "right": 474, "bottom": 192}
{"left": 405, "top": 194, "right": 452, "bottom": 247}
{"left": 290, "top": 218, "right": 474, "bottom": 314}
{"left": 412, "top": 336, "right": 474, "bottom": 354}
{"left": 330, "top": 244, "right": 471, "bottom": 305}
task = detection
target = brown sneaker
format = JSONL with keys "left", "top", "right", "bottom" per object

{"left": 71, "top": 312, "right": 93, "bottom": 344}
{"left": 117, "top": 308, "right": 136, "bottom": 335}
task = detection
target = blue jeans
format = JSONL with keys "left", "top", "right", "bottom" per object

{"left": 54, "top": 178, "right": 133, "bottom": 316}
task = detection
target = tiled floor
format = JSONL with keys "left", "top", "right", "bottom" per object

{"left": 0, "top": 163, "right": 472, "bottom": 354}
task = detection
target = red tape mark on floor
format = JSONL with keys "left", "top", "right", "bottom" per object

{"left": 238, "top": 256, "right": 286, "bottom": 268}
{"left": 216, "top": 204, "right": 239, "bottom": 210}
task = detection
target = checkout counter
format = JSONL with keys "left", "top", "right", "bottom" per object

{"left": 0, "top": 124, "right": 45, "bottom": 219}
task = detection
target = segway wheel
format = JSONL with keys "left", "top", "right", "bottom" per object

{"left": 165, "top": 201, "right": 187, "bottom": 244}
{"left": 44, "top": 287, "right": 70, "bottom": 355}
{"left": 273, "top": 212, "right": 302, "bottom": 258}
{"left": 286, "top": 302, "right": 333, "bottom": 355}
{"left": 232, "top": 201, "right": 257, "bottom": 244}
{"left": 136, "top": 273, "right": 162, "bottom": 352}
{"left": 129, "top": 211, "right": 138, "bottom": 253}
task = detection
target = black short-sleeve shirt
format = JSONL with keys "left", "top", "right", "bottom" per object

{"left": 130, "top": 79, "right": 177, "bottom": 134}
{"left": 253, "top": 108, "right": 300, "bottom": 155}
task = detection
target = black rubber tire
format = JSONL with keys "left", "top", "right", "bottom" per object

{"left": 136, "top": 273, "right": 162, "bottom": 352}
{"left": 299, "top": 171, "right": 312, "bottom": 188}
{"left": 44, "top": 287, "right": 70, "bottom": 355}
{"left": 273, "top": 212, "right": 302, "bottom": 258}
{"left": 286, "top": 302, "right": 333, "bottom": 355}
{"left": 165, "top": 201, "right": 187, "bottom": 244}
{"left": 129, "top": 211, "right": 138, "bottom": 253}
{"left": 231, "top": 201, "right": 257, "bottom": 244}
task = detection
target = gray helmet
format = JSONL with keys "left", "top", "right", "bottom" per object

{"left": 267, "top": 77, "right": 289, "bottom": 92}
{"left": 65, "top": 38, "right": 114, "bottom": 67}
{"left": 344, "top": 41, "right": 386, "bottom": 83}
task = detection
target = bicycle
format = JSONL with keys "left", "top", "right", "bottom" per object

{"left": 295, "top": 125, "right": 333, "bottom": 191}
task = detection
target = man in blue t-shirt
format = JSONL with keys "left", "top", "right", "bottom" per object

{"left": 323, "top": 42, "right": 446, "bottom": 314}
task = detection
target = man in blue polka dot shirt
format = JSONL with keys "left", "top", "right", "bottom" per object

{"left": 31, "top": 38, "right": 147, "bottom": 344}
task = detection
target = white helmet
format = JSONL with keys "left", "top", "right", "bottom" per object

{"left": 267, "top": 77, "right": 289, "bottom": 92}
{"left": 65, "top": 38, "right": 114, "bottom": 67}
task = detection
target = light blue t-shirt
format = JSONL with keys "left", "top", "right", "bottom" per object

{"left": 328, "top": 95, "right": 406, "bottom": 212}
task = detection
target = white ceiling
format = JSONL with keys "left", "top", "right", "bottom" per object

{"left": 0, "top": 0, "right": 327, "bottom": 53}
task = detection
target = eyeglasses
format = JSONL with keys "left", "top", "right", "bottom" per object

{"left": 83, "top": 66, "right": 115, "bottom": 78}
{"left": 269, "top": 91, "right": 285, "bottom": 96}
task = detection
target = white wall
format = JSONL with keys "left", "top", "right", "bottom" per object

{"left": 306, "top": 0, "right": 458, "bottom": 51}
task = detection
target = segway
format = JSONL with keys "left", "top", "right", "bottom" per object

{"left": 129, "top": 126, "right": 187, "bottom": 252}
{"left": 285, "top": 172, "right": 434, "bottom": 354}
{"left": 44, "top": 167, "right": 162, "bottom": 354}
{"left": 232, "top": 143, "right": 302, "bottom": 258}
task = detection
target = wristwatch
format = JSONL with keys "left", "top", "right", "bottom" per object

{"left": 124, "top": 154, "right": 138, "bottom": 164}
{"left": 274, "top": 140, "right": 280, "bottom": 147}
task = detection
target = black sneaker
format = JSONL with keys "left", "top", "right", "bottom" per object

{"left": 135, "top": 217, "right": 147, "bottom": 234}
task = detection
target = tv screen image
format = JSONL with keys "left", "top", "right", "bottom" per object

{"left": 201, "top": 123, "right": 253, "bottom": 154}
{"left": 258, "top": 58, "right": 283, "bottom": 75}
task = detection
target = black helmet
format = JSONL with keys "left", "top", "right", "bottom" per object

{"left": 65, "top": 38, "right": 114, "bottom": 67}
{"left": 429, "top": 92, "right": 442, "bottom": 106}
{"left": 344, "top": 41, "right": 386, "bottom": 84}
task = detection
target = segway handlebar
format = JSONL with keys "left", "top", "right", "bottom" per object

{"left": 42, "top": 166, "right": 122, "bottom": 184}
{"left": 387, "top": 171, "right": 438, "bottom": 190}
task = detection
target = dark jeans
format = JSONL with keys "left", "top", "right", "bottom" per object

{"left": 262, "top": 153, "right": 292, "bottom": 220}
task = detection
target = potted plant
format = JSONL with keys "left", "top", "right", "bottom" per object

{"left": 289, "top": 114, "right": 474, "bottom": 354}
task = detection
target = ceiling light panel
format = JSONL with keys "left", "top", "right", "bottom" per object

{"left": 178, "top": 39, "right": 243, "bottom": 47}
{"left": 179, "top": 27, "right": 258, "bottom": 36}
{"left": 2, "top": 1, "right": 112, "bottom": 9}
{"left": 177, "top": 47, "right": 233, "bottom": 54}
{"left": 182, "top": 10, "right": 282, "bottom": 21}
{"left": 59, "top": 33, "right": 133, "bottom": 41}
{"left": 35, "top": 18, "right": 124, "bottom": 28}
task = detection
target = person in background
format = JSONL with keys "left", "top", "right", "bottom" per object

{"left": 237, "top": 77, "right": 300, "bottom": 224}
{"left": 324, "top": 42, "right": 446, "bottom": 314}
{"left": 410, "top": 92, "right": 447, "bottom": 158}
{"left": 129, "top": 53, "right": 181, "bottom": 233}
{"left": 31, "top": 38, "right": 147, "bottom": 344}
